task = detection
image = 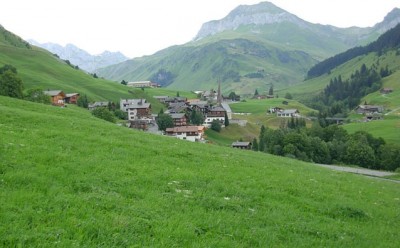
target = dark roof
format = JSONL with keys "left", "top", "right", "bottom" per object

{"left": 128, "top": 102, "right": 151, "bottom": 109}
{"left": 169, "top": 113, "right": 186, "bottom": 119}
{"left": 166, "top": 126, "right": 199, "bottom": 133}
{"left": 232, "top": 142, "right": 251, "bottom": 146}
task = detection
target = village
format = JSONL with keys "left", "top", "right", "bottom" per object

{"left": 42, "top": 82, "right": 391, "bottom": 149}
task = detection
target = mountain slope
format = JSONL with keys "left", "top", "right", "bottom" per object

{"left": 0, "top": 25, "right": 132, "bottom": 102}
{"left": 1, "top": 95, "right": 399, "bottom": 246}
{"left": 97, "top": 2, "right": 400, "bottom": 95}
{"left": 29, "top": 40, "right": 129, "bottom": 73}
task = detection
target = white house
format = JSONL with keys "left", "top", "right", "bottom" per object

{"left": 277, "top": 109, "right": 300, "bottom": 118}
{"left": 165, "top": 126, "right": 205, "bottom": 142}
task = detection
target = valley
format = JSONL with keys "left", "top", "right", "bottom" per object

{"left": 1, "top": 1, "right": 400, "bottom": 246}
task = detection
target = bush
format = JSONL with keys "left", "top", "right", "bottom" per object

{"left": 210, "top": 120, "right": 222, "bottom": 132}
{"left": 91, "top": 108, "right": 115, "bottom": 123}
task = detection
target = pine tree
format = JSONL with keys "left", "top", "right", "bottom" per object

{"left": 224, "top": 112, "right": 229, "bottom": 127}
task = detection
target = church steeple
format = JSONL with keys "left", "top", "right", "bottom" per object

{"left": 217, "top": 79, "right": 222, "bottom": 106}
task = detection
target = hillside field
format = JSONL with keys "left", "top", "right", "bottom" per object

{"left": 1, "top": 96, "right": 399, "bottom": 247}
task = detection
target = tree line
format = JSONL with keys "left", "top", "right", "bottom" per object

{"left": 252, "top": 119, "right": 400, "bottom": 171}
{"left": 307, "top": 63, "right": 390, "bottom": 118}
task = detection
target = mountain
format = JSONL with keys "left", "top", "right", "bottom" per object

{"left": 28, "top": 40, "right": 129, "bottom": 73}
{"left": 96, "top": 2, "right": 400, "bottom": 95}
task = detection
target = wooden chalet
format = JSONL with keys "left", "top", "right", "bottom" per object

{"left": 43, "top": 90, "right": 66, "bottom": 106}
{"left": 231, "top": 141, "right": 252, "bottom": 150}
{"left": 169, "top": 113, "right": 188, "bottom": 127}
{"left": 65, "top": 93, "right": 80, "bottom": 104}
{"left": 165, "top": 126, "right": 205, "bottom": 142}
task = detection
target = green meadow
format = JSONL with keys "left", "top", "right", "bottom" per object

{"left": 1, "top": 96, "right": 399, "bottom": 247}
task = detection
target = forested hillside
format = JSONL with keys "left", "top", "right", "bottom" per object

{"left": 307, "top": 24, "right": 400, "bottom": 78}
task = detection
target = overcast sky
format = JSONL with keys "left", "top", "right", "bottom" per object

{"left": 0, "top": 0, "right": 398, "bottom": 58}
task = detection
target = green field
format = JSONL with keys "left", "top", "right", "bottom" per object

{"left": 1, "top": 96, "right": 399, "bottom": 246}
{"left": 343, "top": 116, "right": 400, "bottom": 144}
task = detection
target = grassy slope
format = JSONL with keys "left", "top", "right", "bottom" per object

{"left": 2, "top": 96, "right": 399, "bottom": 246}
{"left": 0, "top": 42, "right": 199, "bottom": 113}
{"left": 0, "top": 45, "right": 132, "bottom": 102}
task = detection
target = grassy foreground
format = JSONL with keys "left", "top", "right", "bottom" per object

{"left": 1, "top": 96, "right": 399, "bottom": 247}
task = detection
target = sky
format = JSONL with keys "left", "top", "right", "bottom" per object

{"left": 0, "top": 0, "right": 399, "bottom": 58}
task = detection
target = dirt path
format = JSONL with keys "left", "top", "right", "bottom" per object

{"left": 315, "top": 164, "right": 399, "bottom": 183}
{"left": 385, "top": 106, "right": 400, "bottom": 116}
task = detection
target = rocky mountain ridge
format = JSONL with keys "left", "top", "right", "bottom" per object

{"left": 194, "top": 2, "right": 400, "bottom": 43}
{"left": 28, "top": 40, "right": 129, "bottom": 73}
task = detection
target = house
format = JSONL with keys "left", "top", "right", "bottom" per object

{"left": 43, "top": 90, "right": 66, "bottom": 106}
{"left": 169, "top": 113, "right": 188, "bottom": 127}
{"left": 165, "top": 126, "right": 205, "bottom": 142}
{"left": 120, "top": 99, "right": 146, "bottom": 112}
{"left": 127, "top": 81, "right": 159, "bottom": 88}
{"left": 64, "top": 93, "right": 80, "bottom": 104}
{"left": 189, "top": 101, "right": 209, "bottom": 115}
{"left": 356, "top": 105, "right": 383, "bottom": 115}
{"left": 153, "top": 96, "right": 169, "bottom": 103}
{"left": 380, "top": 88, "right": 393, "bottom": 94}
{"left": 268, "top": 107, "right": 283, "bottom": 114}
{"left": 126, "top": 100, "right": 152, "bottom": 121}
{"left": 204, "top": 106, "right": 226, "bottom": 127}
{"left": 88, "top": 101, "right": 110, "bottom": 110}
{"left": 232, "top": 141, "right": 252, "bottom": 150}
{"left": 277, "top": 109, "right": 300, "bottom": 118}
{"left": 129, "top": 119, "right": 149, "bottom": 131}
{"left": 167, "top": 102, "right": 188, "bottom": 114}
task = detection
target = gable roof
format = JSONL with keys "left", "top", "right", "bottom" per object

{"left": 43, "top": 90, "right": 64, "bottom": 96}
{"left": 65, "top": 93, "right": 79, "bottom": 97}
{"left": 128, "top": 102, "right": 151, "bottom": 109}
{"left": 232, "top": 142, "right": 251, "bottom": 147}
{"left": 166, "top": 126, "right": 199, "bottom": 133}
{"left": 169, "top": 113, "right": 186, "bottom": 119}
{"left": 280, "top": 109, "right": 299, "bottom": 114}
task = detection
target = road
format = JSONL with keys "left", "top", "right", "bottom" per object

{"left": 314, "top": 163, "right": 400, "bottom": 183}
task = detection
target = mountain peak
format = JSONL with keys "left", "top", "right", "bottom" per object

{"left": 194, "top": 1, "right": 301, "bottom": 40}
{"left": 374, "top": 7, "right": 400, "bottom": 32}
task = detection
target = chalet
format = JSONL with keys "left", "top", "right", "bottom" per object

{"left": 88, "top": 101, "right": 110, "bottom": 110}
{"left": 64, "top": 93, "right": 80, "bottom": 104}
{"left": 355, "top": 105, "right": 383, "bottom": 115}
{"left": 203, "top": 106, "right": 226, "bottom": 127}
{"left": 231, "top": 141, "right": 252, "bottom": 150}
{"left": 268, "top": 107, "right": 283, "bottom": 114}
{"left": 43, "top": 90, "right": 66, "bottom": 106}
{"left": 129, "top": 119, "right": 149, "bottom": 131}
{"left": 189, "top": 101, "right": 209, "bottom": 115}
{"left": 153, "top": 96, "right": 169, "bottom": 103}
{"left": 380, "top": 88, "right": 393, "bottom": 94}
{"left": 169, "top": 113, "right": 188, "bottom": 127}
{"left": 165, "top": 126, "right": 205, "bottom": 142}
{"left": 277, "top": 109, "right": 300, "bottom": 118}
{"left": 127, "top": 100, "right": 152, "bottom": 121}
{"left": 167, "top": 102, "right": 188, "bottom": 114}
